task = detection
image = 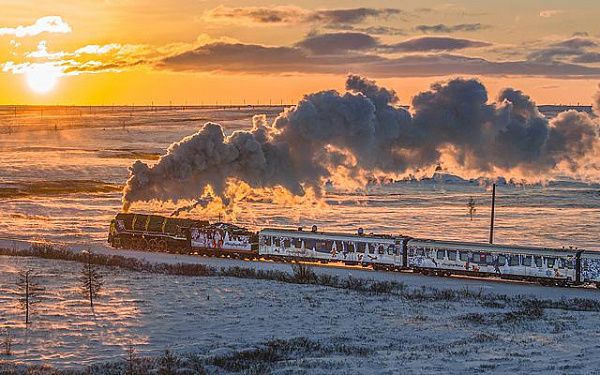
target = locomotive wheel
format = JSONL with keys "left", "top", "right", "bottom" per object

{"left": 120, "top": 237, "right": 132, "bottom": 249}
{"left": 134, "top": 238, "right": 148, "bottom": 251}
{"left": 148, "top": 239, "right": 158, "bottom": 251}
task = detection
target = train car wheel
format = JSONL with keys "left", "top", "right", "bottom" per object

{"left": 148, "top": 239, "right": 158, "bottom": 251}
{"left": 157, "top": 240, "right": 167, "bottom": 252}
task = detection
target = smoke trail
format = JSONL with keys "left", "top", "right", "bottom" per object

{"left": 122, "top": 75, "right": 600, "bottom": 210}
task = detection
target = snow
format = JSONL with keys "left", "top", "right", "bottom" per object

{"left": 2, "top": 251, "right": 600, "bottom": 373}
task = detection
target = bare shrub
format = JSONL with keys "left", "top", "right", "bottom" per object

{"left": 291, "top": 263, "right": 317, "bottom": 284}
{"left": 158, "top": 349, "right": 180, "bottom": 375}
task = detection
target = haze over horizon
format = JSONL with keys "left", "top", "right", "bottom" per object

{"left": 1, "top": 0, "right": 600, "bottom": 105}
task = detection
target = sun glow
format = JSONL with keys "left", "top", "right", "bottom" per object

{"left": 25, "top": 64, "right": 59, "bottom": 94}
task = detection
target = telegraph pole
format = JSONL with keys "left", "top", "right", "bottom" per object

{"left": 489, "top": 183, "right": 496, "bottom": 244}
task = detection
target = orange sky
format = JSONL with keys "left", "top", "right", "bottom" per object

{"left": 1, "top": 0, "right": 599, "bottom": 105}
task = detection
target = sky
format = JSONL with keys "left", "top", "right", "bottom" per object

{"left": 1, "top": 0, "right": 600, "bottom": 105}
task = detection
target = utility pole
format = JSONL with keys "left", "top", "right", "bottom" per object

{"left": 489, "top": 183, "right": 496, "bottom": 244}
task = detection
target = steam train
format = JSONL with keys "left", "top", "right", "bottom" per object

{"left": 108, "top": 213, "right": 600, "bottom": 288}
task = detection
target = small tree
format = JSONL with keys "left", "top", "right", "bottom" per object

{"left": 124, "top": 344, "right": 139, "bottom": 375}
{"left": 467, "top": 197, "right": 477, "bottom": 220}
{"left": 2, "top": 328, "right": 13, "bottom": 356}
{"left": 16, "top": 269, "right": 44, "bottom": 325}
{"left": 80, "top": 252, "right": 104, "bottom": 310}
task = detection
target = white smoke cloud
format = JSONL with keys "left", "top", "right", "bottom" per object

{"left": 122, "top": 76, "right": 600, "bottom": 210}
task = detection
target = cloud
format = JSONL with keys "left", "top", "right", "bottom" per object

{"left": 160, "top": 41, "right": 600, "bottom": 78}
{"left": 74, "top": 44, "right": 122, "bottom": 55}
{"left": 573, "top": 53, "right": 600, "bottom": 64}
{"left": 415, "top": 23, "right": 487, "bottom": 34}
{"left": 7, "top": 31, "right": 600, "bottom": 81}
{"left": 0, "top": 16, "right": 71, "bottom": 38}
{"left": 294, "top": 33, "right": 489, "bottom": 55}
{"left": 310, "top": 8, "right": 401, "bottom": 25}
{"left": 539, "top": 9, "right": 563, "bottom": 18}
{"left": 322, "top": 24, "right": 405, "bottom": 35}
{"left": 383, "top": 37, "right": 491, "bottom": 52}
{"left": 201, "top": 5, "right": 401, "bottom": 26}
{"left": 4, "top": 41, "right": 153, "bottom": 76}
{"left": 528, "top": 37, "right": 600, "bottom": 63}
{"left": 296, "top": 32, "right": 379, "bottom": 54}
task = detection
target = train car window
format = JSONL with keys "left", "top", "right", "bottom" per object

{"left": 369, "top": 244, "right": 375, "bottom": 254}
{"left": 377, "top": 245, "right": 385, "bottom": 255}
{"left": 295, "top": 238, "right": 302, "bottom": 249}
{"left": 509, "top": 256, "right": 520, "bottom": 266}
{"left": 459, "top": 252, "right": 468, "bottom": 261}
{"left": 266, "top": 236, "right": 272, "bottom": 246}
{"left": 357, "top": 242, "right": 367, "bottom": 253}
{"left": 534, "top": 256, "right": 542, "bottom": 268}
{"left": 436, "top": 250, "right": 445, "bottom": 260}
{"left": 557, "top": 258, "right": 565, "bottom": 269}
{"left": 408, "top": 248, "right": 415, "bottom": 257}
{"left": 498, "top": 255, "right": 506, "bottom": 266}
{"left": 522, "top": 256, "right": 532, "bottom": 267}
{"left": 448, "top": 251, "right": 457, "bottom": 261}
{"left": 283, "top": 239, "right": 291, "bottom": 248}
{"left": 472, "top": 253, "right": 481, "bottom": 263}
{"left": 305, "top": 239, "right": 316, "bottom": 250}
{"left": 316, "top": 241, "right": 328, "bottom": 252}
{"left": 546, "top": 257, "right": 556, "bottom": 268}
{"left": 347, "top": 242, "right": 355, "bottom": 252}
{"left": 274, "top": 238, "right": 281, "bottom": 247}
{"left": 485, "top": 254, "right": 494, "bottom": 265}
{"left": 387, "top": 245, "right": 395, "bottom": 255}
{"left": 417, "top": 248, "right": 425, "bottom": 256}
{"left": 565, "top": 259, "right": 574, "bottom": 269}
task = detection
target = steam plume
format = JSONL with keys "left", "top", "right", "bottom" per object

{"left": 122, "top": 76, "right": 600, "bottom": 210}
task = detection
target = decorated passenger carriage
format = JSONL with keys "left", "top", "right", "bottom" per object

{"left": 108, "top": 212, "right": 600, "bottom": 288}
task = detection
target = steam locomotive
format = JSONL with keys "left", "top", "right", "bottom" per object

{"left": 108, "top": 213, "right": 600, "bottom": 288}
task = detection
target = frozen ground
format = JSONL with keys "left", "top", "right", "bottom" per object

{"left": 2, "top": 253, "right": 600, "bottom": 373}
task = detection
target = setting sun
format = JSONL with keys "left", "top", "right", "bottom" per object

{"left": 25, "top": 64, "right": 59, "bottom": 94}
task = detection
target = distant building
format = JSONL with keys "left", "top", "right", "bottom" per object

{"left": 538, "top": 105, "right": 594, "bottom": 119}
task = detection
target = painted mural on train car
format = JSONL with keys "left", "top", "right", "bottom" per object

{"left": 259, "top": 230, "right": 402, "bottom": 265}
{"left": 407, "top": 241, "right": 577, "bottom": 281}
{"left": 190, "top": 227, "right": 252, "bottom": 251}
{"left": 581, "top": 256, "right": 600, "bottom": 282}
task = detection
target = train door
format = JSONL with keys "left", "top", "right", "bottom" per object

{"left": 394, "top": 239, "right": 404, "bottom": 268}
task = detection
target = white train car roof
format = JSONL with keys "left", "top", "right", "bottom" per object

{"left": 260, "top": 228, "right": 406, "bottom": 243}
{"left": 409, "top": 238, "right": 581, "bottom": 257}
{"left": 581, "top": 250, "right": 600, "bottom": 259}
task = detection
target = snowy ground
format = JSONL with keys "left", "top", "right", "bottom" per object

{"left": 2, "top": 251, "right": 600, "bottom": 374}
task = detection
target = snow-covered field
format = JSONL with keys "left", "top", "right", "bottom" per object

{"left": 2, "top": 253, "right": 600, "bottom": 373}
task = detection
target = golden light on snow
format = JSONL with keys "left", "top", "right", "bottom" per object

{"left": 25, "top": 64, "right": 59, "bottom": 94}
